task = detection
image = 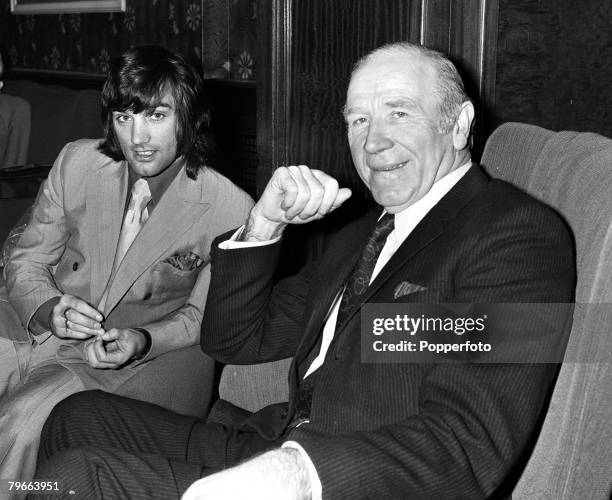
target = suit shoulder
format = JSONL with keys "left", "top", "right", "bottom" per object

{"left": 484, "top": 178, "right": 564, "bottom": 222}
{"left": 61, "top": 138, "right": 105, "bottom": 156}
{"left": 468, "top": 178, "right": 572, "bottom": 247}
{"left": 199, "top": 168, "right": 254, "bottom": 208}
{"left": 55, "top": 139, "right": 113, "bottom": 172}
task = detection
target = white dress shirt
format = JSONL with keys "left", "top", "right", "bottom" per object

{"left": 222, "top": 163, "right": 471, "bottom": 499}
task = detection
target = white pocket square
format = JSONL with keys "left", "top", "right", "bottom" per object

{"left": 393, "top": 281, "right": 427, "bottom": 299}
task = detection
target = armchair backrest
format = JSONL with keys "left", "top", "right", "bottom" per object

{"left": 481, "top": 122, "right": 612, "bottom": 499}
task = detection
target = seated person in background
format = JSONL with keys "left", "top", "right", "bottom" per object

{"left": 0, "top": 50, "right": 31, "bottom": 168}
{"left": 0, "top": 45, "right": 253, "bottom": 482}
{"left": 35, "top": 42, "right": 575, "bottom": 499}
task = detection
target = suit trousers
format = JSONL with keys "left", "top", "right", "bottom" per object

{"left": 0, "top": 334, "right": 84, "bottom": 489}
{"left": 35, "top": 390, "right": 280, "bottom": 500}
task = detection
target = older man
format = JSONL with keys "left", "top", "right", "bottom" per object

{"left": 35, "top": 42, "right": 574, "bottom": 499}
{"left": 0, "top": 45, "right": 252, "bottom": 482}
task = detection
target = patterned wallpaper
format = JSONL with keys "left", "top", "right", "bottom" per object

{"left": 0, "top": 0, "right": 256, "bottom": 80}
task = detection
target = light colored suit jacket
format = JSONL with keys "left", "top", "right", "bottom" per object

{"left": 3, "top": 139, "right": 253, "bottom": 390}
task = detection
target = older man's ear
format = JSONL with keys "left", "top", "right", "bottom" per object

{"left": 452, "top": 101, "right": 475, "bottom": 151}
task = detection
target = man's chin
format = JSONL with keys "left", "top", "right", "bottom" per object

{"left": 372, "top": 193, "right": 416, "bottom": 214}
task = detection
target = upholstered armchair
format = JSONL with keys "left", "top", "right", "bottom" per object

{"left": 211, "top": 122, "right": 612, "bottom": 498}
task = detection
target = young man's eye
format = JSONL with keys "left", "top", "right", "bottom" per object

{"left": 150, "top": 112, "right": 166, "bottom": 121}
{"left": 114, "top": 114, "right": 130, "bottom": 124}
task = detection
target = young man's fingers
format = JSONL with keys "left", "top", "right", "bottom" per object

{"left": 64, "top": 308, "right": 103, "bottom": 331}
{"left": 62, "top": 296, "right": 104, "bottom": 323}
{"left": 91, "top": 340, "right": 121, "bottom": 368}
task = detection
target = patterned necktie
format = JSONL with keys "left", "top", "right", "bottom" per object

{"left": 335, "top": 212, "right": 395, "bottom": 332}
{"left": 288, "top": 212, "right": 395, "bottom": 430}
{"left": 114, "top": 178, "right": 151, "bottom": 267}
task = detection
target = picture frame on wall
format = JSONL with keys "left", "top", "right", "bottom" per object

{"left": 10, "top": 0, "right": 126, "bottom": 15}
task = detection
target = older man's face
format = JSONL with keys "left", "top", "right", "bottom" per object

{"left": 345, "top": 52, "right": 459, "bottom": 213}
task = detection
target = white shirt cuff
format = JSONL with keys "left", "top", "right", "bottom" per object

{"left": 282, "top": 441, "right": 322, "bottom": 500}
{"left": 218, "top": 226, "right": 282, "bottom": 249}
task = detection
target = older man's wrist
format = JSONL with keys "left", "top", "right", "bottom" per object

{"left": 240, "top": 208, "right": 287, "bottom": 242}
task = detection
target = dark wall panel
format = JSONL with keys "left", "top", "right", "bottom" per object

{"left": 288, "top": 0, "right": 421, "bottom": 198}
{"left": 495, "top": 0, "right": 612, "bottom": 137}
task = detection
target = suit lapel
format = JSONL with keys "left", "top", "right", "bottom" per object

{"left": 103, "top": 167, "right": 211, "bottom": 315}
{"left": 87, "top": 161, "right": 128, "bottom": 305}
{"left": 333, "top": 165, "right": 490, "bottom": 337}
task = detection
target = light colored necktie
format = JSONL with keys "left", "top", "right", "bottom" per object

{"left": 97, "top": 178, "right": 151, "bottom": 311}
{"left": 114, "top": 178, "right": 151, "bottom": 267}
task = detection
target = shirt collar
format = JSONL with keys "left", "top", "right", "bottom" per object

{"left": 127, "top": 156, "right": 184, "bottom": 210}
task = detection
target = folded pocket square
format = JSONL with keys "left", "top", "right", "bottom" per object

{"left": 393, "top": 281, "right": 427, "bottom": 299}
{"left": 163, "top": 251, "right": 206, "bottom": 271}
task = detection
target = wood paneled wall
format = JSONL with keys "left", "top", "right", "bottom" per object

{"left": 257, "top": 0, "right": 495, "bottom": 198}
{"left": 494, "top": 0, "right": 612, "bottom": 138}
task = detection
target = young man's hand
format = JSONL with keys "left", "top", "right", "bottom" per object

{"left": 84, "top": 328, "right": 148, "bottom": 369}
{"left": 49, "top": 294, "right": 105, "bottom": 340}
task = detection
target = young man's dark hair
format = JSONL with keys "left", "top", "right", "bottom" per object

{"left": 98, "top": 45, "right": 213, "bottom": 179}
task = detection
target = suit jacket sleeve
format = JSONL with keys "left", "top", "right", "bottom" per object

{"left": 289, "top": 203, "right": 576, "bottom": 499}
{"left": 201, "top": 234, "right": 318, "bottom": 365}
{"left": 5, "top": 143, "right": 73, "bottom": 338}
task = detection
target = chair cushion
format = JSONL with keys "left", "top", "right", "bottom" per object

{"left": 3, "top": 80, "right": 102, "bottom": 166}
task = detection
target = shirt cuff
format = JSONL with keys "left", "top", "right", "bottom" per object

{"left": 282, "top": 441, "right": 322, "bottom": 500}
{"left": 130, "top": 327, "right": 152, "bottom": 361}
{"left": 218, "top": 226, "right": 282, "bottom": 249}
{"left": 28, "top": 297, "right": 61, "bottom": 335}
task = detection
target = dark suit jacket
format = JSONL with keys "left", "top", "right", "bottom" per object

{"left": 202, "top": 165, "right": 576, "bottom": 499}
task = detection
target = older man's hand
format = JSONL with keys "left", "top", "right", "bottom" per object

{"left": 181, "top": 448, "right": 311, "bottom": 500}
{"left": 241, "top": 165, "right": 351, "bottom": 241}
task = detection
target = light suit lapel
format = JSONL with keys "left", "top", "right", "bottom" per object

{"left": 86, "top": 160, "right": 128, "bottom": 306}
{"left": 102, "top": 167, "right": 210, "bottom": 315}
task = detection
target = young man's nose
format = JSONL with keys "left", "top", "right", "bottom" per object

{"left": 130, "top": 118, "right": 151, "bottom": 145}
